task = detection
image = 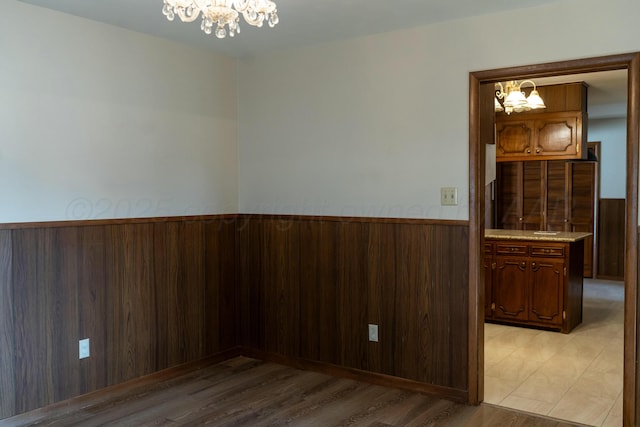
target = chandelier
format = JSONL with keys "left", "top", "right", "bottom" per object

{"left": 162, "top": 0, "right": 279, "bottom": 39}
{"left": 495, "top": 80, "right": 546, "bottom": 115}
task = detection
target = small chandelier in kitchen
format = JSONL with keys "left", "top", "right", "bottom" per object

{"left": 162, "top": 0, "right": 279, "bottom": 39}
{"left": 495, "top": 80, "right": 546, "bottom": 115}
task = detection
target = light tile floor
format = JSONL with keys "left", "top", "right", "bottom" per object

{"left": 484, "top": 278, "right": 624, "bottom": 427}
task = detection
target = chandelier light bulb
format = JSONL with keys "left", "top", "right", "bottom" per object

{"left": 495, "top": 80, "right": 546, "bottom": 115}
{"left": 526, "top": 89, "right": 546, "bottom": 110}
{"left": 162, "top": 0, "right": 278, "bottom": 39}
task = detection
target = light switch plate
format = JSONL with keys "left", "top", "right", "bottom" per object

{"left": 441, "top": 187, "right": 458, "bottom": 206}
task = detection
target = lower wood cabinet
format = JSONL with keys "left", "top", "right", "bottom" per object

{"left": 485, "top": 238, "right": 584, "bottom": 333}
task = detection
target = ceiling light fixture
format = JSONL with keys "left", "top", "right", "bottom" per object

{"left": 495, "top": 80, "right": 546, "bottom": 115}
{"left": 162, "top": 0, "right": 279, "bottom": 39}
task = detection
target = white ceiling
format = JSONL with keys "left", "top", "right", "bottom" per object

{"left": 18, "top": 0, "right": 569, "bottom": 57}
{"left": 17, "top": 0, "right": 628, "bottom": 118}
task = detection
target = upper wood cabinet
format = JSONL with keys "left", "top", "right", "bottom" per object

{"left": 495, "top": 82, "right": 588, "bottom": 162}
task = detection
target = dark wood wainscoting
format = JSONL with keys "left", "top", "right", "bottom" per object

{"left": 0, "top": 215, "right": 469, "bottom": 419}
{"left": 598, "top": 199, "right": 625, "bottom": 280}
{"left": 0, "top": 217, "right": 237, "bottom": 419}
{"left": 236, "top": 216, "right": 470, "bottom": 396}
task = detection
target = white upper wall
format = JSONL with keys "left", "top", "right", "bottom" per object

{"left": 3, "top": 0, "right": 640, "bottom": 223}
{"left": 589, "top": 118, "right": 627, "bottom": 199}
{"left": 238, "top": 0, "right": 640, "bottom": 220}
{"left": 0, "top": 1, "right": 238, "bottom": 223}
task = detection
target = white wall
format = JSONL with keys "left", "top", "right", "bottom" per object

{"left": 589, "top": 118, "right": 627, "bottom": 199}
{"left": 4, "top": 0, "right": 640, "bottom": 223}
{"left": 0, "top": 1, "right": 238, "bottom": 223}
{"left": 238, "top": 0, "right": 640, "bottom": 220}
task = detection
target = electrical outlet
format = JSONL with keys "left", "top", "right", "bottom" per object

{"left": 79, "top": 338, "right": 90, "bottom": 359}
{"left": 368, "top": 324, "right": 379, "bottom": 342}
{"left": 440, "top": 187, "right": 458, "bottom": 206}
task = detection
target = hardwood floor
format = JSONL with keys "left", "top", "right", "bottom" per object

{"left": 1, "top": 357, "right": 588, "bottom": 427}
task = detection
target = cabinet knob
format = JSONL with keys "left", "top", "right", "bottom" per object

{"left": 536, "top": 148, "right": 541, "bottom": 154}
{"left": 526, "top": 149, "right": 531, "bottom": 154}
{"left": 519, "top": 217, "right": 523, "bottom": 221}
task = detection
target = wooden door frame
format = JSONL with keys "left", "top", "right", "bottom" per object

{"left": 468, "top": 52, "right": 640, "bottom": 425}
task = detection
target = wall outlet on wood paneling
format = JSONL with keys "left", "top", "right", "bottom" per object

{"left": 368, "top": 324, "right": 379, "bottom": 342}
{"left": 79, "top": 338, "right": 90, "bottom": 359}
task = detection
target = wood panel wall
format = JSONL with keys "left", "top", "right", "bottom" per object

{"left": 0, "top": 217, "right": 237, "bottom": 419}
{"left": 597, "top": 199, "right": 625, "bottom": 280}
{"left": 237, "top": 216, "right": 470, "bottom": 393}
{"left": 0, "top": 215, "right": 469, "bottom": 419}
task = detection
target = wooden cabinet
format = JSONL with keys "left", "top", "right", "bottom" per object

{"left": 496, "top": 112, "right": 586, "bottom": 161}
{"left": 494, "top": 256, "right": 529, "bottom": 322}
{"left": 495, "top": 156, "right": 597, "bottom": 277}
{"left": 495, "top": 82, "right": 588, "bottom": 162}
{"left": 529, "top": 256, "right": 564, "bottom": 325}
{"left": 485, "top": 237, "right": 584, "bottom": 333}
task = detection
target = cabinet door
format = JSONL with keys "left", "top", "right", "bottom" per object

{"left": 496, "top": 120, "right": 534, "bottom": 159}
{"left": 496, "top": 162, "right": 522, "bottom": 229}
{"left": 545, "top": 161, "right": 569, "bottom": 231}
{"left": 494, "top": 258, "right": 528, "bottom": 321}
{"left": 521, "top": 162, "right": 544, "bottom": 230}
{"left": 496, "top": 162, "right": 544, "bottom": 230}
{"left": 529, "top": 259, "right": 564, "bottom": 326}
{"left": 534, "top": 113, "right": 582, "bottom": 159}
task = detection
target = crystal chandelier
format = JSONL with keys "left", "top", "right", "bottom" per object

{"left": 495, "top": 80, "right": 546, "bottom": 115}
{"left": 162, "top": 0, "right": 279, "bottom": 39}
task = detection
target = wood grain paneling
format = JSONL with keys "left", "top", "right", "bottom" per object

{"left": 237, "top": 217, "right": 469, "bottom": 393}
{"left": 237, "top": 218, "right": 264, "bottom": 350}
{"left": 77, "top": 226, "right": 107, "bottom": 394}
{"left": 0, "top": 230, "right": 14, "bottom": 417}
{"left": 1, "top": 214, "right": 469, "bottom": 419}
{"left": 155, "top": 221, "right": 206, "bottom": 367}
{"left": 598, "top": 199, "right": 625, "bottom": 280}
{"left": 105, "top": 223, "right": 156, "bottom": 383}
{"left": 262, "top": 219, "right": 301, "bottom": 356}
{"left": 298, "top": 220, "right": 337, "bottom": 363}
{"left": 204, "top": 219, "right": 237, "bottom": 353}
{"left": 0, "top": 216, "right": 238, "bottom": 419}
{"left": 336, "top": 222, "right": 369, "bottom": 370}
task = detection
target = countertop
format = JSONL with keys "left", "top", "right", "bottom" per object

{"left": 485, "top": 229, "right": 592, "bottom": 243}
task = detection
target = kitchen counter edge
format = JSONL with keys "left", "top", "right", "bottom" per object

{"left": 485, "top": 229, "right": 592, "bottom": 242}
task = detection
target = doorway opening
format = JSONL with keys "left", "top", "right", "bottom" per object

{"left": 468, "top": 53, "right": 640, "bottom": 425}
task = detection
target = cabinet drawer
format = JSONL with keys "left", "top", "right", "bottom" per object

{"left": 495, "top": 244, "right": 528, "bottom": 255}
{"left": 484, "top": 243, "right": 494, "bottom": 255}
{"left": 530, "top": 245, "right": 564, "bottom": 257}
